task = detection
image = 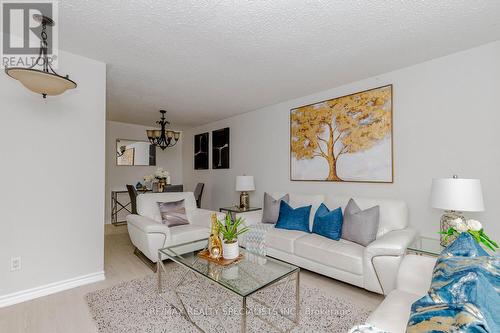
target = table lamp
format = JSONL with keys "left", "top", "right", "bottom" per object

{"left": 236, "top": 176, "right": 255, "bottom": 211}
{"left": 430, "top": 175, "right": 484, "bottom": 246}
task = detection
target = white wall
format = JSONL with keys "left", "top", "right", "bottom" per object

{"left": 0, "top": 50, "right": 106, "bottom": 303}
{"left": 183, "top": 41, "right": 500, "bottom": 240}
{"left": 105, "top": 121, "right": 183, "bottom": 223}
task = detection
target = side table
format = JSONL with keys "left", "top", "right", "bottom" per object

{"left": 407, "top": 236, "right": 444, "bottom": 257}
{"left": 219, "top": 206, "right": 262, "bottom": 220}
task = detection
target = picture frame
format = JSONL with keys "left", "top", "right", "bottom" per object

{"left": 290, "top": 85, "right": 393, "bottom": 183}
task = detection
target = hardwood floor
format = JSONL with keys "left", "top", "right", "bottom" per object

{"left": 0, "top": 225, "right": 383, "bottom": 333}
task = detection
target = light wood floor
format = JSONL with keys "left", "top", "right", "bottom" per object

{"left": 0, "top": 225, "right": 383, "bottom": 333}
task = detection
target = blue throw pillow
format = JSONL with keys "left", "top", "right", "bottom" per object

{"left": 312, "top": 203, "right": 343, "bottom": 240}
{"left": 275, "top": 201, "right": 311, "bottom": 233}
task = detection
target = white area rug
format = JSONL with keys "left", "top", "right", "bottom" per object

{"left": 86, "top": 266, "right": 370, "bottom": 333}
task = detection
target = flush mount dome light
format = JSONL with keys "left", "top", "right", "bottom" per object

{"left": 4, "top": 14, "right": 77, "bottom": 98}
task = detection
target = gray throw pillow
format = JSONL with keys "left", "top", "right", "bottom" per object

{"left": 262, "top": 193, "right": 289, "bottom": 223}
{"left": 157, "top": 199, "right": 189, "bottom": 227}
{"left": 341, "top": 198, "right": 379, "bottom": 246}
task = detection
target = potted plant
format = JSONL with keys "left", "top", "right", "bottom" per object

{"left": 217, "top": 214, "right": 249, "bottom": 260}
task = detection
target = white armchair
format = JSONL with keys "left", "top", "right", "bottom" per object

{"left": 126, "top": 192, "right": 224, "bottom": 265}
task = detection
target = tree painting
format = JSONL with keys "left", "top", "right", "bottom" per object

{"left": 291, "top": 85, "right": 392, "bottom": 182}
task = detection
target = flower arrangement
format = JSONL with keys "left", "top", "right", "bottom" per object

{"left": 440, "top": 218, "right": 498, "bottom": 251}
{"left": 154, "top": 167, "right": 170, "bottom": 180}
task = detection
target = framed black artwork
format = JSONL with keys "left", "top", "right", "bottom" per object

{"left": 194, "top": 132, "right": 209, "bottom": 170}
{"left": 212, "top": 127, "right": 230, "bottom": 169}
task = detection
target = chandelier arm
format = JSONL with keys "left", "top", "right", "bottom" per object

{"left": 27, "top": 41, "right": 45, "bottom": 69}
{"left": 47, "top": 61, "right": 63, "bottom": 76}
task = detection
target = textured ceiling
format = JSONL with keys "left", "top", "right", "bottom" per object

{"left": 58, "top": 1, "right": 500, "bottom": 128}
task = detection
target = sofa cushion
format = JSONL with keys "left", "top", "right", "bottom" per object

{"left": 169, "top": 224, "right": 210, "bottom": 246}
{"left": 273, "top": 193, "right": 325, "bottom": 231}
{"left": 158, "top": 199, "right": 189, "bottom": 227}
{"left": 137, "top": 192, "right": 197, "bottom": 222}
{"left": 325, "top": 195, "right": 408, "bottom": 238}
{"left": 275, "top": 201, "right": 311, "bottom": 233}
{"left": 312, "top": 203, "right": 343, "bottom": 241}
{"left": 262, "top": 192, "right": 289, "bottom": 224}
{"left": 265, "top": 228, "right": 309, "bottom": 254}
{"left": 366, "top": 289, "right": 422, "bottom": 333}
{"left": 342, "top": 199, "right": 379, "bottom": 246}
{"left": 294, "top": 234, "right": 364, "bottom": 275}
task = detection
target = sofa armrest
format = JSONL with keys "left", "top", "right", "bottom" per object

{"left": 189, "top": 208, "right": 225, "bottom": 227}
{"left": 396, "top": 254, "right": 436, "bottom": 295}
{"left": 126, "top": 214, "right": 171, "bottom": 238}
{"left": 365, "top": 228, "right": 417, "bottom": 258}
{"left": 363, "top": 228, "right": 417, "bottom": 294}
{"left": 235, "top": 210, "right": 263, "bottom": 226}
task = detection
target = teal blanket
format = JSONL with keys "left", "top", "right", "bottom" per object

{"left": 407, "top": 233, "right": 500, "bottom": 333}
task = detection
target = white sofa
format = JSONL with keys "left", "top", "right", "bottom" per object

{"left": 364, "top": 254, "right": 436, "bottom": 332}
{"left": 126, "top": 192, "right": 223, "bottom": 263}
{"left": 237, "top": 193, "right": 417, "bottom": 294}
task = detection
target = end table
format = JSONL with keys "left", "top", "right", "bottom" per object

{"left": 407, "top": 236, "right": 444, "bottom": 257}
{"left": 219, "top": 206, "right": 262, "bottom": 220}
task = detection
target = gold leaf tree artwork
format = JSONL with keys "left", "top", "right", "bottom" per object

{"left": 290, "top": 85, "right": 392, "bottom": 182}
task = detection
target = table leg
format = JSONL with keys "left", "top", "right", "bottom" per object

{"left": 157, "top": 252, "right": 162, "bottom": 294}
{"left": 111, "top": 192, "right": 117, "bottom": 224}
{"left": 241, "top": 296, "right": 247, "bottom": 333}
{"left": 295, "top": 270, "right": 300, "bottom": 324}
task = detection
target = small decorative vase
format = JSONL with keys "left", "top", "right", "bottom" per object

{"left": 222, "top": 240, "right": 239, "bottom": 260}
{"left": 158, "top": 178, "right": 166, "bottom": 192}
{"left": 440, "top": 211, "right": 462, "bottom": 247}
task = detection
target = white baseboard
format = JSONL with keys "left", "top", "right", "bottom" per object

{"left": 0, "top": 271, "right": 105, "bottom": 308}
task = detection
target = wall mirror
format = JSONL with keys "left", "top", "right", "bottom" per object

{"left": 116, "top": 139, "right": 156, "bottom": 166}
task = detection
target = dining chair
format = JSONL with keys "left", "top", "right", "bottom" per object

{"left": 163, "top": 184, "right": 184, "bottom": 192}
{"left": 194, "top": 183, "right": 204, "bottom": 208}
{"left": 126, "top": 184, "right": 138, "bottom": 214}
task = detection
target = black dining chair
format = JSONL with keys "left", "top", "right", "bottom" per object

{"left": 126, "top": 185, "right": 138, "bottom": 214}
{"left": 194, "top": 183, "right": 204, "bottom": 208}
{"left": 163, "top": 184, "right": 184, "bottom": 192}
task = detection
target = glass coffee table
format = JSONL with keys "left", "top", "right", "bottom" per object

{"left": 158, "top": 238, "right": 300, "bottom": 332}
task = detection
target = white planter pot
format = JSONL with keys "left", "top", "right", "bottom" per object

{"left": 222, "top": 240, "right": 239, "bottom": 260}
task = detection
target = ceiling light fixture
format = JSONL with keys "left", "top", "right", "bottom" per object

{"left": 146, "top": 110, "right": 181, "bottom": 150}
{"left": 4, "top": 14, "right": 77, "bottom": 98}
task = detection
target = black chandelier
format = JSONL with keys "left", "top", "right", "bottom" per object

{"left": 146, "top": 110, "right": 180, "bottom": 150}
{"left": 4, "top": 14, "right": 77, "bottom": 98}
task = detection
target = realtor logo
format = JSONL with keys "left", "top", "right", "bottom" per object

{"left": 1, "top": 0, "right": 58, "bottom": 68}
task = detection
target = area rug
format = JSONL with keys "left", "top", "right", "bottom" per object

{"left": 86, "top": 267, "right": 370, "bottom": 333}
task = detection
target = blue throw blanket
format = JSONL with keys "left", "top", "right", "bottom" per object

{"left": 407, "top": 233, "right": 500, "bottom": 333}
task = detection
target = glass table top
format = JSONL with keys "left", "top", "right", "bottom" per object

{"left": 219, "top": 206, "right": 262, "bottom": 213}
{"left": 407, "top": 236, "right": 444, "bottom": 256}
{"left": 159, "top": 238, "right": 299, "bottom": 297}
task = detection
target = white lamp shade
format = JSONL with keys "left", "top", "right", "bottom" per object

{"left": 236, "top": 176, "right": 255, "bottom": 191}
{"left": 430, "top": 178, "right": 484, "bottom": 212}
